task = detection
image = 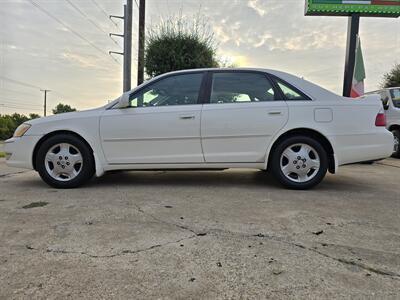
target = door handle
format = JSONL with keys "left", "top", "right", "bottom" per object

{"left": 268, "top": 111, "right": 282, "bottom": 115}
{"left": 179, "top": 115, "right": 195, "bottom": 120}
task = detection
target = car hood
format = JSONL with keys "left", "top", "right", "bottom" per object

{"left": 26, "top": 106, "right": 105, "bottom": 126}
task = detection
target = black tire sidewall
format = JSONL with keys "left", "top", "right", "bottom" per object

{"left": 36, "top": 134, "right": 95, "bottom": 188}
{"left": 271, "top": 136, "right": 328, "bottom": 190}
{"left": 392, "top": 129, "right": 400, "bottom": 158}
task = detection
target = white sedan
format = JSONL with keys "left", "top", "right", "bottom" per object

{"left": 4, "top": 68, "right": 394, "bottom": 189}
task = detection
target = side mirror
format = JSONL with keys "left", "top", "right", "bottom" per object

{"left": 116, "top": 92, "right": 130, "bottom": 108}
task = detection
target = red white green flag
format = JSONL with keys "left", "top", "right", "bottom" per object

{"left": 350, "top": 35, "right": 366, "bottom": 98}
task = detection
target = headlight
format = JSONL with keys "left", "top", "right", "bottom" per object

{"left": 13, "top": 123, "right": 31, "bottom": 137}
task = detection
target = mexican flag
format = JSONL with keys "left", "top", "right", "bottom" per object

{"left": 350, "top": 35, "right": 366, "bottom": 98}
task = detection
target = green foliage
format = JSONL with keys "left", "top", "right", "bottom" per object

{"left": 0, "top": 113, "right": 37, "bottom": 140}
{"left": 52, "top": 103, "right": 77, "bottom": 114}
{"left": 145, "top": 14, "right": 219, "bottom": 78}
{"left": 381, "top": 64, "right": 400, "bottom": 88}
{"left": 29, "top": 113, "right": 41, "bottom": 120}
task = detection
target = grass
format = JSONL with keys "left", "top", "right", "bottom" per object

{"left": 0, "top": 140, "right": 4, "bottom": 158}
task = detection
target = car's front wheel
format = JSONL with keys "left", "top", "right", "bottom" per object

{"left": 36, "top": 134, "right": 95, "bottom": 188}
{"left": 270, "top": 136, "right": 328, "bottom": 190}
{"left": 391, "top": 129, "right": 400, "bottom": 158}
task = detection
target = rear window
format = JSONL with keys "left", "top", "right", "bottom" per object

{"left": 390, "top": 88, "right": 400, "bottom": 108}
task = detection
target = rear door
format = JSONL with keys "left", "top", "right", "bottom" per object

{"left": 200, "top": 71, "right": 288, "bottom": 163}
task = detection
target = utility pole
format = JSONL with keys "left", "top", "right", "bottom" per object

{"left": 137, "top": 0, "right": 145, "bottom": 85}
{"left": 40, "top": 89, "right": 50, "bottom": 116}
{"left": 109, "top": 0, "right": 133, "bottom": 92}
{"left": 342, "top": 13, "right": 360, "bottom": 97}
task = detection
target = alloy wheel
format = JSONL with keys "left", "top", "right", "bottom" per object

{"left": 44, "top": 143, "right": 83, "bottom": 181}
{"left": 280, "top": 143, "right": 320, "bottom": 183}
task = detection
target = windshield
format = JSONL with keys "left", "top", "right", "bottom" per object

{"left": 390, "top": 88, "right": 400, "bottom": 108}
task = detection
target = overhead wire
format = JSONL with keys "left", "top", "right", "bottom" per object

{"left": 0, "top": 75, "right": 42, "bottom": 90}
{"left": 0, "top": 98, "right": 43, "bottom": 108}
{"left": 90, "top": 0, "right": 120, "bottom": 29}
{"left": 28, "top": 0, "right": 120, "bottom": 65}
{"left": 64, "top": 0, "right": 121, "bottom": 47}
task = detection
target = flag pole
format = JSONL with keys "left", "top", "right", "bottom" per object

{"left": 343, "top": 13, "right": 360, "bottom": 97}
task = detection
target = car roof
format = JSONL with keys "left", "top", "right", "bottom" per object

{"left": 157, "top": 68, "right": 304, "bottom": 87}
{"left": 366, "top": 87, "right": 400, "bottom": 93}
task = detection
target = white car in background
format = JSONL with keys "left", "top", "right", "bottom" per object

{"left": 364, "top": 87, "right": 400, "bottom": 158}
{"left": 4, "top": 68, "right": 394, "bottom": 189}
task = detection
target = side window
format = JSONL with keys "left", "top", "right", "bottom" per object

{"left": 129, "top": 73, "right": 203, "bottom": 107}
{"left": 276, "top": 80, "right": 309, "bottom": 100}
{"left": 210, "top": 72, "right": 276, "bottom": 104}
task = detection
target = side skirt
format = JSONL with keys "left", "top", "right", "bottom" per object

{"left": 102, "top": 162, "right": 265, "bottom": 173}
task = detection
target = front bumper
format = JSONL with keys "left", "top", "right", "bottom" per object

{"left": 4, "top": 135, "right": 43, "bottom": 170}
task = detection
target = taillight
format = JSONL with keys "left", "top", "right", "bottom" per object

{"left": 375, "top": 112, "right": 386, "bottom": 127}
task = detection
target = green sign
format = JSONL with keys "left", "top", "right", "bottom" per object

{"left": 305, "top": 0, "right": 400, "bottom": 17}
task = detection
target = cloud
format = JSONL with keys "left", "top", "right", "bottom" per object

{"left": 247, "top": 0, "right": 266, "bottom": 16}
{"left": 0, "top": 0, "right": 398, "bottom": 112}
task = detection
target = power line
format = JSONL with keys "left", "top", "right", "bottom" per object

{"left": 0, "top": 75, "right": 42, "bottom": 90}
{"left": 28, "top": 0, "right": 119, "bottom": 66}
{"left": 0, "top": 87, "right": 40, "bottom": 97}
{"left": 65, "top": 0, "right": 107, "bottom": 35}
{"left": 0, "top": 104, "right": 43, "bottom": 112}
{"left": 0, "top": 99, "right": 43, "bottom": 108}
{"left": 90, "top": 0, "right": 120, "bottom": 29}
{"left": 64, "top": 0, "right": 120, "bottom": 48}
{"left": 0, "top": 76, "right": 70, "bottom": 103}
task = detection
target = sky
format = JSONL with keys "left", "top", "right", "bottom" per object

{"left": 0, "top": 0, "right": 399, "bottom": 115}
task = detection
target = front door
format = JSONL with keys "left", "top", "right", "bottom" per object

{"left": 201, "top": 71, "right": 288, "bottom": 163}
{"left": 100, "top": 72, "right": 205, "bottom": 164}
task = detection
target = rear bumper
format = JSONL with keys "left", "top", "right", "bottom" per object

{"left": 332, "top": 129, "right": 394, "bottom": 166}
{"left": 4, "top": 135, "right": 43, "bottom": 170}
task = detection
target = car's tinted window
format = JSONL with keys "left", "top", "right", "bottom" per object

{"left": 390, "top": 88, "right": 400, "bottom": 108}
{"left": 210, "top": 72, "right": 276, "bottom": 104}
{"left": 276, "top": 80, "right": 309, "bottom": 100}
{"left": 129, "top": 73, "right": 203, "bottom": 107}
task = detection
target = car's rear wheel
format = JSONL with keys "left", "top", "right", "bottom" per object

{"left": 270, "top": 136, "right": 328, "bottom": 190}
{"left": 391, "top": 129, "right": 400, "bottom": 158}
{"left": 36, "top": 134, "right": 95, "bottom": 188}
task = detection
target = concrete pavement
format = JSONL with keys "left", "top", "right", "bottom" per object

{"left": 0, "top": 158, "right": 399, "bottom": 299}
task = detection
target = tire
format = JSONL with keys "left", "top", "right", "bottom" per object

{"left": 391, "top": 129, "right": 400, "bottom": 158}
{"left": 270, "top": 136, "right": 328, "bottom": 190}
{"left": 36, "top": 134, "right": 95, "bottom": 188}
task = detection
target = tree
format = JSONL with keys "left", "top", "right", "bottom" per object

{"left": 145, "top": 14, "right": 219, "bottom": 78}
{"left": 29, "top": 113, "right": 41, "bottom": 120}
{"left": 381, "top": 63, "right": 400, "bottom": 88}
{"left": 0, "top": 113, "right": 40, "bottom": 140}
{"left": 52, "top": 103, "right": 77, "bottom": 114}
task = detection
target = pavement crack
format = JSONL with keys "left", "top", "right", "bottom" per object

{"left": 45, "top": 234, "right": 198, "bottom": 259}
{"left": 376, "top": 162, "right": 400, "bottom": 169}
{"left": 0, "top": 170, "right": 30, "bottom": 178}
{"left": 132, "top": 203, "right": 199, "bottom": 236}
{"left": 304, "top": 246, "right": 400, "bottom": 278}
{"left": 251, "top": 233, "right": 400, "bottom": 279}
